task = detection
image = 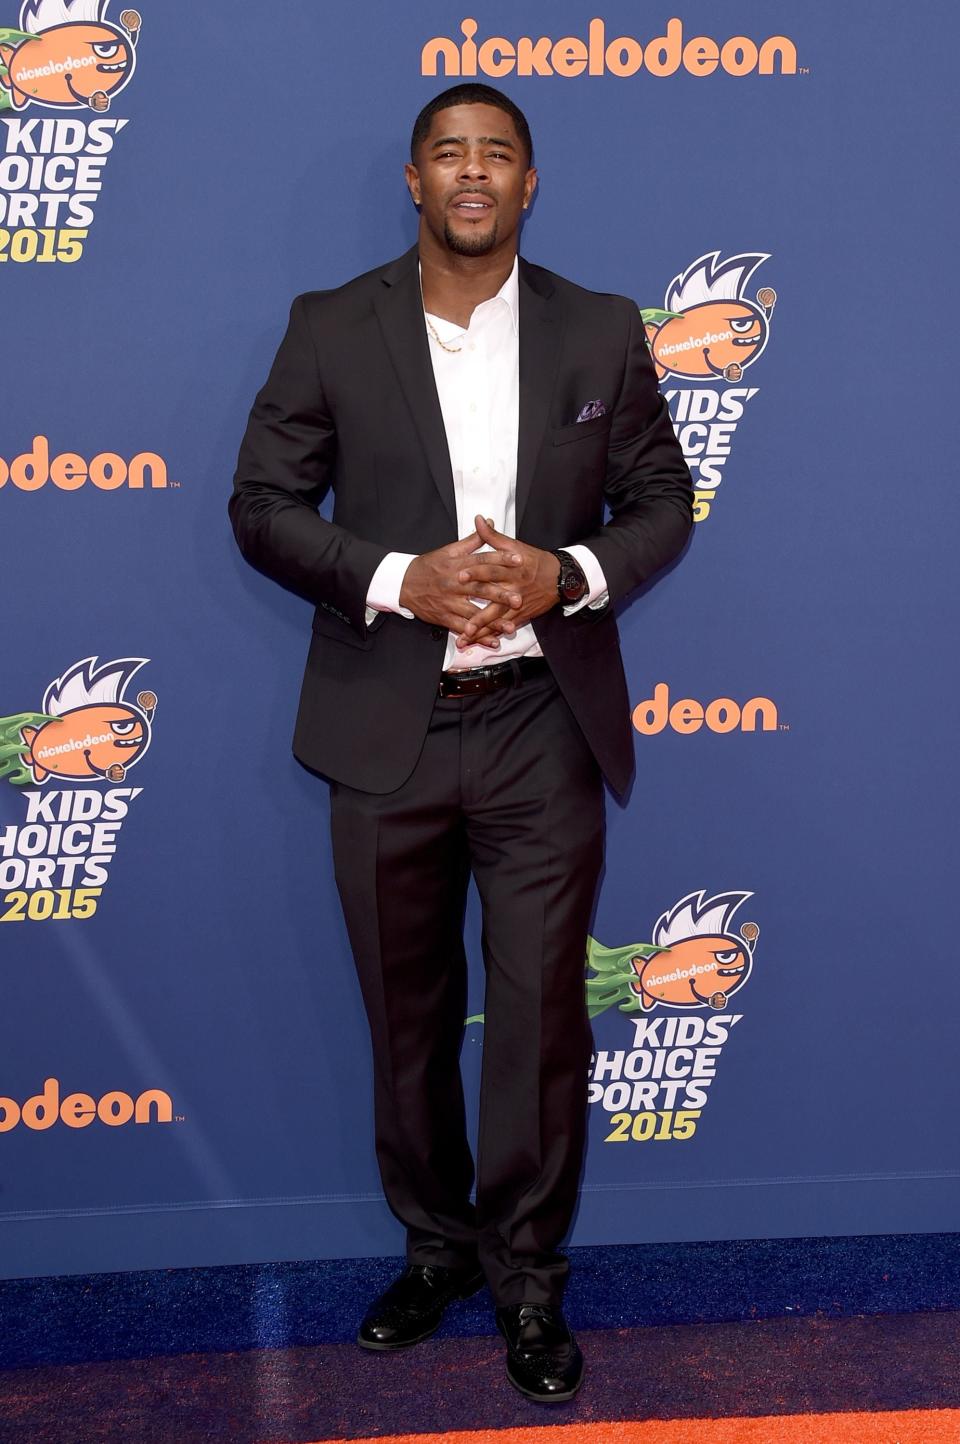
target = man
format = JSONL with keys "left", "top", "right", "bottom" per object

{"left": 230, "top": 82, "right": 692, "bottom": 1402}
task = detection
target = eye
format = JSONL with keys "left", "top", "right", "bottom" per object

{"left": 729, "top": 317, "right": 755, "bottom": 333}
{"left": 713, "top": 949, "right": 740, "bottom": 965}
{"left": 92, "top": 41, "right": 121, "bottom": 58}
{"left": 110, "top": 720, "right": 137, "bottom": 735}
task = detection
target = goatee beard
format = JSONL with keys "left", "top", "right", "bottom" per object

{"left": 444, "top": 217, "right": 500, "bottom": 256}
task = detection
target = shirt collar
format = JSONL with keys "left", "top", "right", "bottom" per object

{"left": 496, "top": 255, "right": 520, "bottom": 334}
{"left": 419, "top": 254, "right": 519, "bottom": 336}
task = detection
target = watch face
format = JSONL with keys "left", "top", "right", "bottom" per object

{"left": 559, "top": 558, "right": 587, "bottom": 602}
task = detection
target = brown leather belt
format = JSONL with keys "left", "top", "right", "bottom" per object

{"left": 438, "top": 657, "right": 550, "bottom": 699}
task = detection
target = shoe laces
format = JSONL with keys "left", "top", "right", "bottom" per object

{"left": 405, "top": 1263, "right": 456, "bottom": 1287}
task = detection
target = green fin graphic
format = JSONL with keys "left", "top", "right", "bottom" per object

{"left": 640, "top": 308, "right": 683, "bottom": 327}
{"left": 0, "top": 712, "right": 55, "bottom": 787}
{"left": 585, "top": 936, "right": 667, "bottom": 1019}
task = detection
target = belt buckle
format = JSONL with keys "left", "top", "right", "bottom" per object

{"left": 439, "top": 673, "right": 471, "bottom": 699}
{"left": 439, "top": 664, "right": 504, "bottom": 699}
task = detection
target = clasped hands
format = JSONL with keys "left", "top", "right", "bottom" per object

{"left": 398, "top": 514, "right": 561, "bottom": 652}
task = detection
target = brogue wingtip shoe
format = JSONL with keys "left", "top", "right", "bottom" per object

{"left": 496, "top": 1303, "right": 584, "bottom": 1402}
{"left": 357, "top": 1262, "right": 485, "bottom": 1351}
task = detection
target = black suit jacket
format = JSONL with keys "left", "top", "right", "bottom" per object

{"left": 230, "top": 244, "right": 693, "bottom": 795}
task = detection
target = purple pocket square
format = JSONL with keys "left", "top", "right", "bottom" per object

{"left": 576, "top": 399, "right": 606, "bottom": 422}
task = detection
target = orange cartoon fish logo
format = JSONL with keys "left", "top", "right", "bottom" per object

{"left": 585, "top": 888, "right": 759, "bottom": 1020}
{"left": 642, "top": 252, "right": 776, "bottom": 384}
{"left": 630, "top": 890, "right": 757, "bottom": 1011}
{"left": 0, "top": 656, "right": 155, "bottom": 786}
{"left": 0, "top": 0, "right": 141, "bottom": 113}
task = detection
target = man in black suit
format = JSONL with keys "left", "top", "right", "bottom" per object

{"left": 230, "top": 83, "right": 692, "bottom": 1401}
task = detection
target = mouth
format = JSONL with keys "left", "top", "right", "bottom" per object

{"left": 83, "top": 748, "right": 109, "bottom": 778}
{"left": 449, "top": 193, "right": 495, "bottom": 220}
{"left": 716, "top": 965, "right": 745, "bottom": 977}
{"left": 732, "top": 337, "right": 756, "bottom": 348}
{"left": 112, "top": 738, "right": 141, "bottom": 749}
{"left": 97, "top": 60, "right": 127, "bottom": 73}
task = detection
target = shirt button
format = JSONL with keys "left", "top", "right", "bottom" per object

{"left": 430, "top": 627, "right": 445, "bottom": 641}
{"left": 469, "top": 403, "right": 477, "bottom": 413}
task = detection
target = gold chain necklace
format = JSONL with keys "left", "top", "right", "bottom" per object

{"left": 424, "top": 313, "right": 463, "bottom": 354}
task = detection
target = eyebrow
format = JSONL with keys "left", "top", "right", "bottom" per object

{"left": 430, "top": 135, "right": 516, "bottom": 150}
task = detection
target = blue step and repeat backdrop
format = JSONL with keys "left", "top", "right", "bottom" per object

{"left": 1, "top": 1, "right": 957, "bottom": 1280}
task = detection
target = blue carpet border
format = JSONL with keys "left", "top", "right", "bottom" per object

{"left": 0, "top": 1231, "right": 957, "bottom": 1370}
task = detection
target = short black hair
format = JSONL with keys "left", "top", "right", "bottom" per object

{"left": 411, "top": 84, "right": 533, "bottom": 167}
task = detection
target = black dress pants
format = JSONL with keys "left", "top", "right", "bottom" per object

{"left": 329, "top": 666, "right": 604, "bottom": 1306}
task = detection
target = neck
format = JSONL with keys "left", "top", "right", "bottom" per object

{"left": 418, "top": 223, "right": 517, "bottom": 329}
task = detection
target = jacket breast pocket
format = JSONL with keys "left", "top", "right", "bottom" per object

{"left": 551, "top": 415, "right": 613, "bottom": 447}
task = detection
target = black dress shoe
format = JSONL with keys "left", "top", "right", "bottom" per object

{"left": 496, "top": 1303, "right": 584, "bottom": 1402}
{"left": 357, "top": 1262, "right": 485, "bottom": 1350}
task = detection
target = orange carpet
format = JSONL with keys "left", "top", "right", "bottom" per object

{"left": 307, "top": 1412, "right": 960, "bottom": 1444}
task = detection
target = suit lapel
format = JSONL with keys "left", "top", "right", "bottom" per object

{"left": 373, "top": 245, "right": 457, "bottom": 525}
{"left": 516, "top": 259, "right": 562, "bottom": 529}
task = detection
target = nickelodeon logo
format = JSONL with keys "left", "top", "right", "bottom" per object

{"left": 422, "top": 18, "right": 797, "bottom": 80}
{"left": 0, "top": 1078, "right": 173, "bottom": 1132}
{"left": 633, "top": 684, "right": 779, "bottom": 736}
{"left": 0, "top": 436, "right": 170, "bottom": 491}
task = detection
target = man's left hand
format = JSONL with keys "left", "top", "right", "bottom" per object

{"left": 455, "top": 515, "right": 560, "bottom": 651}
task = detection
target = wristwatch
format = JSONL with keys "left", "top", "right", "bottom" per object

{"left": 554, "top": 549, "right": 589, "bottom": 606}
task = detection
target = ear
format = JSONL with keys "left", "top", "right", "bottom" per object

{"left": 403, "top": 161, "right": 421, "bottom": 207}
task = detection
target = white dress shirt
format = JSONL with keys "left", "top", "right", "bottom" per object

{"left": 365, "top": 257, "right": 608, "bottom": 671}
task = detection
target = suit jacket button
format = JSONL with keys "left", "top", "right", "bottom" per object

{"left": 431, "top": 627, "right": 445, "bottom": 641}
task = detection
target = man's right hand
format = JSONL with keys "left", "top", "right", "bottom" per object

{"left": 399, "top": 531, "right": 524, "bottom": 639}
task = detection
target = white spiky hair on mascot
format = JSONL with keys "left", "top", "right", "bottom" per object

{"left": 42, "top": 656, "right": 148, "bottom": 717}
{"left": 21, "top": 0, "right": 107, "bottom": 33}
{"left": 666, "top": 252, "right": 769, "bottom": 313}
{"left": 653, "top": 890, "right": 754, "bottom": 950}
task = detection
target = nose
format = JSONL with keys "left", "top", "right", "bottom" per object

{"left": 458, "top": 148, "right": 490, "bottom": 184}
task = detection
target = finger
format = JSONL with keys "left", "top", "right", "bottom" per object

{"left": 454, "top": 580, "right": 523, "bottom": 606}
{"left": 469, "top": 603, "right": 529, "bottom": 641}
{"left": 460, "top": 599, "right": 517, "bottom": 639}
{"left": 457, "top": 555, "right": 523, "bottom": 579}
{"left": 475, "top": 514, "right": 506, "bottom": 545}
{"left": 459, "top": 604, "right": 505, "bottom": 641}
{"left": 465, "top": 617, "right": 518, "bottom": 648}
{"left": 446, "top": 530, "right": 484, "bottom": 557}
{"left": 430, "top": 598, "right": 489, "bottom": 635}
{"left": 475, "top": 515, "right": 521, "bottom": 558}
{"left": 469, "top": 631, "right": 510, "bottom": 649}
{"left": 446, "top": 613, "right": 498, "bottom": 639}
{"left": 472, "top": 613, "right": 518, "bottom": 639}
{"left": 463, "top": 598, "right": 508, "bottom": 627}
{"left": 445, "top": 599, "right": 486, "bottom": 625}
{"left": 457, "top": 633, "right": 503, "bottom": 651}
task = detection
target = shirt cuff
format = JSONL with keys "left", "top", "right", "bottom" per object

{"left": 561, "top": 544, "right": 609, "bottom": 615}
{"left": 364, "top": 551, "right": 418, "bottom": 625}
